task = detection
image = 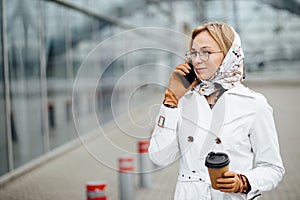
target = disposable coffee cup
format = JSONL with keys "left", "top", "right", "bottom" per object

{"left": 205, "top": 152, "right": 230, "bottom": 190}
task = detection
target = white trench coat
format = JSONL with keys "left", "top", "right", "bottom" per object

{"left": 149, "top": 83, "right": 284, "bottom": 200}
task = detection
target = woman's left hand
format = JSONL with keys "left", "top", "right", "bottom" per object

{"left": 216, "top": 171, "right": 243, "bottom": 193}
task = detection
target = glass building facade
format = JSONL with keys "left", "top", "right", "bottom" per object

{"left": 0, "top": 0, "right": 8, "bottom": 175}
{"left": 1, "top": 0, "right": 300, "bottom": 179}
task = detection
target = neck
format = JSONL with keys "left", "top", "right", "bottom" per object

{"left": 205, "top": 90, "right": 220, "bottom": 105}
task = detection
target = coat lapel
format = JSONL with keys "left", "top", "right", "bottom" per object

{"left": 224, "top": 84, "right": 256, "bottom": 125}
{"left": 179, "top": 92, "right": 212, "bottom": 155}
{"left": 199, "top": 93, "right": 227, "bottom": 157}
{"left": 177, "top": 84, "right": 256, "bottom": 158}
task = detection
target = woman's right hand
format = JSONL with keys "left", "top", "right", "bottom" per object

{"left": 163, "top": 63, "right": 199, "bottom": 107}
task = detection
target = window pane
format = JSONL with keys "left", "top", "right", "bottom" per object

{"left": 0, "top": 0, "right": 9, "bottom": 176}
{"left": 44, "top": 3, "right": 76, "bottom": 149}
{"left": 6, "top": 0, "right": 44, "bottom": 168}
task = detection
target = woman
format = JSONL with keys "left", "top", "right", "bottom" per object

{"left": 148, "top": 22, "right": 284, "bottom": 200}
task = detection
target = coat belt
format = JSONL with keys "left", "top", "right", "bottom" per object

{"left": 177, "top": 169, "right": 209, "bottom": 183}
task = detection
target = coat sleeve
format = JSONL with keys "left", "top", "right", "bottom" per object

{"left": 244, "top": 94, "right": 285, "bottom": 199}
{"left": 148, "top": 104, "right": 181, "bottom": 167}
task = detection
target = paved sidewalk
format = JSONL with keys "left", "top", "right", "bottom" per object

{"left": 0, "top": 83, "right": 299, "bottom": 200}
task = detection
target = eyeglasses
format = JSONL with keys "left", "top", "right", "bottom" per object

{"left": 185, "top": 49, "right": 223, "bottom": 62}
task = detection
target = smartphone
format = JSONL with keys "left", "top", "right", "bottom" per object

{"left": 178, "top": 62, "right": 198, "bottom": 88}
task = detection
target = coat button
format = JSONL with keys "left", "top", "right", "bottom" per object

{"left": 215, "top": 137, "right": 221, "bottom": 144}
{"left": 187, "top": 136, "right": 194, "bottom": 142}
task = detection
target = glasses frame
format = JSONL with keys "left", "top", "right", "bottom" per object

{"left": 185, "top": 49, "right": 223, "bottom": 62}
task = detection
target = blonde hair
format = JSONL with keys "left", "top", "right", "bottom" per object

{"left": 190, "top": 22, "right": 234, "bottom": 55}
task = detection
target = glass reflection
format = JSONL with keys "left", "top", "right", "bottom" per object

{"left": 44, "top": 3, "right": 74, "bottom": 149}
{"left": 6, "top": 0, "right": 44, "bottom": 168}
{"left": 0, "top": 0, "right": 9, "bottom": 176}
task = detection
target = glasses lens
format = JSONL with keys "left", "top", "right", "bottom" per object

{"left": 200, "top": 50, "right": 209, "bottom": 61}
{"left": 186, "top": 50, "right": 209, "bottom": 61}
{"left": 185, "top": 50, "right": 193, "bottom": 59}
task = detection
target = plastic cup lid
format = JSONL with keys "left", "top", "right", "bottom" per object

{"left": 205, "top": 152, "right": 230, "bottom": 168}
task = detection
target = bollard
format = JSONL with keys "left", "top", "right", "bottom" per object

{"left": 119, "top": 156, "right": 135, "bottom": 200}
{"left": 138, "top": 140, "right": 153, "bottom": 188}
{"left": 86, "top": 181, "right": 107, "bottom": 200}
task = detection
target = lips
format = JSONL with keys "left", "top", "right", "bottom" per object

{"left": 195, "top": 67, "right": 206, "bottom": 73}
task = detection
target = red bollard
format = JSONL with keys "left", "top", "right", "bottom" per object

{"left": 119, "top": 156, "right": 135, "bottom": 200}
{"left": 138, "top": 140, "right": 150, "bottom": 154}
{"left": 86, "top": 181, "right": 107, "bottom": 200}
{"left": 119, "top": 157, "right": 134, "bottom": 172}
{"left": 138, "top": 140, "right": 153, "bottom": 188}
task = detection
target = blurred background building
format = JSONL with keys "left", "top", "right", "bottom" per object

{"left": 1, "top": 0, "right": 300, "bottom": 181}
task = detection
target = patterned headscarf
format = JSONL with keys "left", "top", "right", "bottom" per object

{"left": 197, "top": 28, "right": 244, "bottom": 96}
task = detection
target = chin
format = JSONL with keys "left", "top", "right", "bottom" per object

{"left": 197, "top": 75, "right": 210, "bottom": 81}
